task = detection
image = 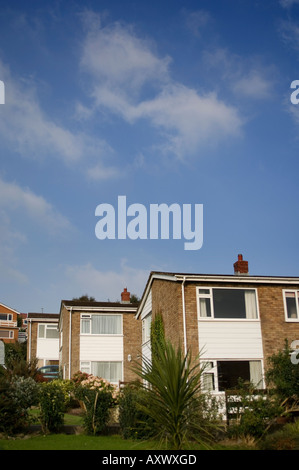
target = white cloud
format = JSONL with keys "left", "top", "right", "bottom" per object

{"left": 0, "top": 176, "right": 71, "bottom": 233}
{"left": 280, "top": 0, "right": 299, "bottom": 7}
{"left": 81, "top": 16, "right": 171, "bottom": 95}
{"left": 232, "top": 70, "right": 272, "bottom": 99}
{"left": 0, "top": 59, "right": 117, "bottom": 179}
{"left": 80, "top": 17, "right": 243, "bottom": 160}
{"left": 203, "top": 47, "right": 274, "bottom": 100}
{"left": 65, "top": 259, "right": 149, "bottom": 301}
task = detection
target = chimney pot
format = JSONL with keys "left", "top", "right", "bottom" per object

{"left": 121, "top": 287, "right": 131, "bottom": 303}
{"left": 234, "top": 254, "right": 249, "bottom": 275}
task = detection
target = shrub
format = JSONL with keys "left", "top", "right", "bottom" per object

{"left": 0, "top": 375, "right": 39, "bottom": 435}
{"left": 227, "top": 382, "right": 283, "bottom": 439}
{"left": 73, "top": 374, "right": 118, "bottom": 435}
{"left": 266, "top": 340, "right": 299, "bottom": 400}
{"left": 259, "top": 420, "right": 299, "bottom": 450}
{"left": 39, "top": 381, "right": 66, "bottom": 433}
{"left": 118, "top": 383, "right": 155, "bottom": 440}
{"left": 133, "top": 339, "right": 221, "bottom": 450}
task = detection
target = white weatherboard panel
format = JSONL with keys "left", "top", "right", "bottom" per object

{"left": 140, "top": 289, "right": 152, "bottom": 320}
{"left": 37, "top": 338, "right": 59, "bottom": 360}
{"left": 80, "top": 335, "right": 123, "bottom": 362}
{"left": 198, "top": 321, "right": 263, "bottom": 359}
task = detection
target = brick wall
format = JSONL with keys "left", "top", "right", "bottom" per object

{"left": 123, "top": 313, "right": 142, "bottom": 382}
{"left": 257, "top": 283, "right": 299, "bottom": 365}
{"left": 60, "top": 307, "right": 141, "bottom": 382}
{"left": 28, "top": 322, "right": 38, "bottom": 360}
{"left": 150, "top": 278, "right": 299, "bottom": 374}
{"left": 151, "top": 279, "right": 183, "bottom": 349}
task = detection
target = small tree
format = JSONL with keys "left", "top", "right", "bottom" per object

{"left": 266, "top": 340, "right": 299, "bottom": 400}
{"left": 133, "top": 339, "right": 219, "bottom": 450}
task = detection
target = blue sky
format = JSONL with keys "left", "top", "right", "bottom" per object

{"left": 1, "top": 0, "right": 299, "bottom": 313}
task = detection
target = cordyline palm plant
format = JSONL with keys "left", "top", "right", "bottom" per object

{"left": 133, "top": 339, "right": 219, "bottom": 450}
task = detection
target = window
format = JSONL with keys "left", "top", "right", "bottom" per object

{"left": 202, "top": 360, "right": 263, "bottom": 392}
{"left": 0, "top": 330, "right": 13, "bottom": 339}
{"left": 0, "top": 313, "right": 13, "bottom": 321}
{"left": 197, "top": 288, "right": 258, "bottom": 319}
{"left": 80, "top": 361, "right": 122, "bottom": 383}
{"left": 284, "top": 291, "right": 299, "bottom": 321}
{"left": 142, "top": 313, "right": 152, "bottom": 344}
{"left": 38, "top": 324, "right": 59, "bottom": 339}
{"left": 81, "top": 314, "right": 122, "bottom": 335}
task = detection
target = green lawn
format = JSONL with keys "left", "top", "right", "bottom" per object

{"left": 0, "top": 433, "right": 157, "bottom": 450}
{"left": 0, "top": 410, "right": 252, "bottom": 450}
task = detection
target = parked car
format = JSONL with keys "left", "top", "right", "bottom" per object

{"left": 37, "top": 365, "right": 60, "bottom": 381}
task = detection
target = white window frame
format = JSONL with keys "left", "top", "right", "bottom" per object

{"left": 80, "top": 313, "right": 123, "bottom": 335}
{"left": 0, "top": 330, "right": 14, "bottom": 339}
{"left": 79, "top": 360, "right": 123, "bottom": 383}
{"left": 0, "top": 313, "right": 13, "bottom": 321}
{"left": 38, "top": 323, "right": 59, "bottom": 339}
{"left": 283, "top": 290, "right": 299, "bottom": 322}
{"left": 196, "top": 287, "right": 259, "bottom": 321}
{"left": 201, "top": 359, "right": 264, "bottom": 393}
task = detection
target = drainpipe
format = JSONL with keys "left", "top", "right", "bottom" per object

{"left": 69, "top": 307, "right": 72, "bottom": 379}
{"left": 28, "top": 319, "right": 32, "bottom": 362}
{"left": 181, "top": 276, "right": 187, "bottom": 357}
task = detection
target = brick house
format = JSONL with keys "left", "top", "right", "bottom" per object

{"left": 58, "top": 289, "right": 141, "bottom": 383}
{"left": 27, "top": 313, "right": 60, "bottom": 368}
{"left": 0, "top": 302, "right": 20, "bottom": 344}
{"left": 136, "top": 255, "right": 299, "bottom": 396}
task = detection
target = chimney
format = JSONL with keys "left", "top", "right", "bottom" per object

{"left": 121, "top": 287, "right": 130, "bottom": 303}
{"left": 233, "top": 254, "right": 249, "bottom": 275}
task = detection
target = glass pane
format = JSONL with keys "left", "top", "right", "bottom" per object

{"left": 249, "top": 361, "right": 263, "bottom": 389}
{"left": 38, "top": 324, "right": 45, "bottom": 338}
{"left": 91, "top": 315, "right": 121, "bottom": 334}
{"left": 286, "top": 296, "right": 297, "bottom": 319}
{"left": 199, "top": 298, "right": 211, "bottom": 317}
{"left": 110, "top": 362, "right": 122, "bottom": 382}
{"left": 213, "top": 289, "right": 246, "bottom": 319}
{"left": 202, "top": 373, "right": 215, "bottom": 391}
{"left": 198, "top": 289, "right": 210, "bottom": 295}
{"left": 46, "top": 326, "right": 59, "bottom": 338}
{"left": 217, "top": 361, "right": 250, "bottom": 391}
{"left": 0, "top": 330, "right": 10, "bottom": 338}
{"left": 81, "top": 319, "right": 90, "bottom": 334}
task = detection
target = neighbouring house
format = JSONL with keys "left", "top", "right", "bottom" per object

{"left": 27, "top": 313, "right": 60, "bottom": 368}
{"left": 58, "top": 288, "right": 141, "bottom": 384}
{"left": 136, "top": 255, "right": 299, "bottom": 400}
{"left": 0, "top": 302, "right": 20, "bottom": 344}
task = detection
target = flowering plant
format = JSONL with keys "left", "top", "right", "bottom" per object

{"left": 72, "top": 372, "right": 119, "bottom": 435}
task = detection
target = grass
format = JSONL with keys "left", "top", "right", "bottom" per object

{"left": 0, "top": 409, "right": 255, "bottom": 450}
{"left": 0, "top": 434, "right": 155, "bottom": 450}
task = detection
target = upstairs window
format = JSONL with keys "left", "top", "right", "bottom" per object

{"left": 38, "top": 324, "right": 59, "bottom": 339}
{"left": 284, "top": 291, "right": 299, "bottom": 321}
{"left": 81, "top": 314, "right": 122, "bottom": 335}
{"left": 0, "top": 313, "right": 13, "bottom": 321}
{"left": 198, "top": 288, "right": 258, "bottom": 319}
